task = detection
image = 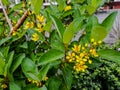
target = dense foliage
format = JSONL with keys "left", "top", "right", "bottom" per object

{"left": 0, "top": 0, "right": 120, "bottom": 90}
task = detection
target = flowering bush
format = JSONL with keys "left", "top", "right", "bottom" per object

{"left": 0, "top": 0, "right": 120, "bottom": 90}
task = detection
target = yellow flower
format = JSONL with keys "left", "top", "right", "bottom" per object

{"left": 24, "top": 22, "right": 34, "bottom": 29}
{"left": 37, "top": 15, "right": 45, "bottom": 23}
{"left": 66, "top": 52, "right": 75, "bottom": 62}
{"left": 72, "top": 45, "right": 81, "bottom": 53}
{"left": 35, "top": 24, "right": 43, "bottom": 32}
{"left": 91, "top": 38, "right": 94, "bottom": 43}
{"left": 1, "top": 84, "right": 7, "bottom": 89}
{"left": 32, "top": 33, "right": 39, "bottom": 41}
{"left": 64, "top": 5, "right": 71, "bottom": 11}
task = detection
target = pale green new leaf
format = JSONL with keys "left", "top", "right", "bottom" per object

{"left": 31, "top": 0, "right": 43, "bottom": 14}
{"left": 101, "top": 11, "right": 118, "bottom": 33}
{"left": 63, "top": 17, "right": 84, "bottom": 44}
{"left": 91, "top": 25, "right": 107, "bottom": 41}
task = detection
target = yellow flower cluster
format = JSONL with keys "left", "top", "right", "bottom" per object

{"left": 66, "top": 38, "right": 102, "bottom": 72}
{"left": 64, "top": 5, "right": 72, "bottom": 11}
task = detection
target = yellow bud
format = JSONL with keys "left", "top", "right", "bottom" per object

{"left": 91, "top": 38, "right": 94, "bottom": 42}
{"left": 28, "top": 2, "right": 31, "bottom": 5}
{"left": 98, "top": 40, "right": 102, "bottom": 44}
{"left": 85, "top": 43, "right": 88, "bottom": 47}
{"left": 88, "top": 60, "right": 92, "bottom": 64}
{"left": 1, "top": 84, "right": 7, "bottom": 89}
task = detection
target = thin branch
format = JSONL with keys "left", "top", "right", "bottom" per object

{"left": 10, "top": 9, "right": 29, "bottom": 35}
{"left": 0, "top": 0, "right": 13, "bottom": 30}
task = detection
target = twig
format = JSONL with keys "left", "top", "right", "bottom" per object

{"left": 10, "top": 9, "right": 29, "bottom": 35}
{"left": 0, "top": 0, "right": 13, "bottom": 30}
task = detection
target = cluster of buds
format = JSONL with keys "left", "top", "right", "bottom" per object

{"left": 66, "top": 38, "right": 102, "bottom": 72}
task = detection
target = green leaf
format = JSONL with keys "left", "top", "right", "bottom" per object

{"left": 47, "top": 76, "right": 61, "bottom": 90}
{"left": 39, "top": 85, "right": 47, "bottom": 90}
{"left": 6, "top": 51, "right": 14, "bottom": 71}
{"left": 38, "top": 64, "right": 50, "bottom": 81}
{"left": 101, "top": 11, "right": 118, "bottom": 32}
{"left": 63, "top": 17, "right": 84, "bottom": 44}
{"left": 21, "top": 58, "right": 39, "bottom": 80}
{"left": 21, "top": 57, "right": 38, "bottom": 74}
{"left": 39, "top": 49, "right": 64, "bottom": 65}
{"left": 0, "top": 36, "right": 11, "bottom": 46}
{"left": 10, "top": 53, "right": 25, "bottom": 73}
{"left": 0, "top": 58, "right": 5, "bottom": 75}
{"left": 0, "top": 46, "right": 10, "bottom": 58}
{"left": 2, "top": 0, "right": 9, "bottom": 6}
{"left": 86, "top": 5, "right": 96, "bottom": 15}
{"left": 0, "top": 25, "right": 4, "bottom": 36}
{"left": 98, "top": 49, "right": 120, "bottom": 64}
{"left": 50, "top": 15, "right": 65, "bottom": 39}
{"left": 62, "top": 66, "right": 73, "bottom": 90}
{"left": 31, "top": 0, "right": 43, "bottom": 14}
{"left": 91, "top": 25, "right": 107, "bottom": 41}
{"left": 19, "top": 42, "right": 28, "bottom": 49}
{"left": 9, "top": 82, "right": 21, "bottom": 90}
{"left": 9, "top": 3, "right": 23, "bottom": 13}
{"left": 50, "top": 30, "right": 65, "bottom": 52}
{"left": 43, "top": 20, "right": 52, "bottom": 32}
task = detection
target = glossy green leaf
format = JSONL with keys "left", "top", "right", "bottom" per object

{"left": 50, "top": 15, "right": 65, "bottom": 39}
{"left": 21, "top": 58, "right": 39, "bottom": 80}
{"left": 21, "top": 58, "right": 38, "bottom": 74}
{"left": 63, "top": 17, "right": 84, "bottom": 44}
{"left": 0, "top": 36, "right": 11, "bottom": 46}
{"left": 101, "top": 11, "right": 118, "bottom": 32}
{"left": 98, "top": 49, "right": 120, "bottom": 64}
{"left": 91, "top": 25, "right": 107, "bottom": 41}
{"left": 62, "top": 66, "right": 73, "bottom": 90}
{"left": 38, "top": 64, "right": 50, "bottom": 80}
{"left": 9, "top": 82, "right": 21, "bottom": 90}
{"left": 47, "top": 76, "right": 61, "bottom": 90}
{"left": 10, "top": 53, "right": 25, "bottom": 73}
{"left": 39, "top": 49, "right": 64, "bottom": 65}
{"left": 50, "top": 30, "right": 65, "bottom": 52}
{"left": 31, "top": 0, "right": 43, "bottom": 14}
